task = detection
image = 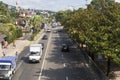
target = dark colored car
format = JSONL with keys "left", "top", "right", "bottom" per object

{"left": 61, "top": 44, "right": 69, "bottom": 52}
{"left": 58, "top": 29, "right": 62, "bottom": 32}
{"left": 42, "top": 35, "right": 48, "bottom": 40}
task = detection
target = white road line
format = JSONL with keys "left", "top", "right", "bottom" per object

{"left": 61, "top": 54, "right": 64, "bottom": 60}
{"left": 63, "top": 63, "right": 66, "bottom": 67}
{"left": 65, "top": 76, "right": 69, "bottom": 80}
{"left": 16, "top": 61, "right": 23, "bottom": 71}
{"left": 85, "top": 63, "right": 89, "bottom": 67}
{"left": 16, "top": 52, "right": 29, "bottom": 71}
{"left": 38, "top": 32, "right": 52, "bottom": 80}
{"left": 25, "top": 53, "right": 29, "bottom": 57}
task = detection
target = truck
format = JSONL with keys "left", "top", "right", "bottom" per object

{"left": 0, "top": 56, "right": 17, "bottom": 80}
{"left": 28, "top": 44, "right": 42, "bottom": 63}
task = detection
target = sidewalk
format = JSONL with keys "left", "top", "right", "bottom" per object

{"left": 0, "top": 30, "right": 44, "bottom": 58}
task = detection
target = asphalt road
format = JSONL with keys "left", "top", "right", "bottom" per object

{"left": 40, "top": 26, "right": 101, "bottom": 80}
{"left": 11, "top": 26, "right": 102, "bottom": 80}
{"left": 12, "top": 31, "right": 49, "bottom": 80}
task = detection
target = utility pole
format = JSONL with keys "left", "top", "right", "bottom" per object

{"left": 16, "top": 0, "right": 19, "bottom": 12}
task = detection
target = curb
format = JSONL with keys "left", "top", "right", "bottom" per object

{"left": 31, "top": 29, "right": 44, "bottom": 44}
{"left": 0, "top": 30, "right": 44, "bottom": 58}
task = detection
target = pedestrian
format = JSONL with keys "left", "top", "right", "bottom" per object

{"left": 4, "top": 41, "right": 8, "bottom": 49}
{"left": 2, "top": 51, "right": 5, "bottom": 56}
{"left": 13, "top": 40, "right": 16, "bottom": 48}
{"left": 16, "top": 51, "right": 18, "bottom": 59}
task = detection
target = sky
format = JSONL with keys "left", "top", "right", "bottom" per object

{"left": 0, "top": 0, "right": 120, "bottom": 12}
{"left": 0, "top": 0, "right": 92, "bottom": 11}
{"left": 116, "top": 0, "right": 120, "bottom": 2}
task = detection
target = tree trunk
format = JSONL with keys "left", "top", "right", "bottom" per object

{"left": 107, "top": 57, "right": 111, "bottom": 76}
{"left": 88, "top": 51, "right": 91, "bottom": 56}
{"left": 91, "top": 53, "right": 95, "bottom": 61}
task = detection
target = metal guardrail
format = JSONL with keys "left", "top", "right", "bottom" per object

{"left": 72, "top": 39, "right": 109, "bottom": 80}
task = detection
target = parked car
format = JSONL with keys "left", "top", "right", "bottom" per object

{"left": 42, "top": 35, "right": 48, "bottom": 40}
{"left": 61, "top": 44, "right": 69, "bottom": 52}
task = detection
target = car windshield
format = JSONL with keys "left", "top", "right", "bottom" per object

{"left": 30, "top": 52, "right": 40, "bottom": 55}
{"left": 62, "top": 44, "right": 67, "bottom": 46}
{"left": 44, "top": 35, "right": 47, "bottom": 37}
{"left": 0, "top": 65, "right": 10, "bottom": 70}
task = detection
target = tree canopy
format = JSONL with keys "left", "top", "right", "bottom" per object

{"left": 0, "top": 1, "right": 12, "bottom": 23}
{"left": 55, "top": 0, "right": 120, "bottom": 65}
{"left": 0, "top": 1, "right": 22, "bottom": 43}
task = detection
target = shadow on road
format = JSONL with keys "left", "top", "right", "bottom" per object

{"left": 41, "top": 30, "right": 101, "bottom": 80}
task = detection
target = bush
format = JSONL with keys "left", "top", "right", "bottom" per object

{"left": 5, "top": 27, "right": 22, "bottom": 44}
{"left": 30, "top": 33, "right": 37, "bottom": 41}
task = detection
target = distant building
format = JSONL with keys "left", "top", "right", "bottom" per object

{"left": 2, "top": 1, "right": 55, "bottom": 18}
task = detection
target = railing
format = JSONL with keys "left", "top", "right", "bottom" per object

{"left": 72, "top": 39, "right": 109, "bottom": 80}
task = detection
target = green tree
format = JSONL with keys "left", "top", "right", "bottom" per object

{"left": 55, "top": 10, "right": 72, "bottom": 25}
{"left": 30, "top": 15, "right": 44, "bottom": 33}
{"left": 58, "top": 0, "right": 120, "bottom": 76}
{"left": 0, "top": 1, "right": 11, "bottom": 23}
{"left": 0, "top": 23, "right": 22, "bottom": 43}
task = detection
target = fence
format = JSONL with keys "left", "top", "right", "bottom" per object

{"left": 73, "top": 39, "right": 109, "bottom": 80}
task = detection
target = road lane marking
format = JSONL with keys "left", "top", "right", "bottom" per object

{"left": 16, "top": 61, "right": 23, "bottom": 71}
{"left": 65, "top": 76, "right": 68, "bottom": 80}
{"left": 63, "top": 63, "right": 66, "bottom": 67}
{"left": 85, "top": 63, "right": 89, "bottom": 67}
{"left": 15, "top": 51, "right": 29, "bottom": 72}
{"left": 25, "top": 53, "right": 29, "bottom": 57}
{"left": 61, "top": 54, "right": 64, "bottom": 60}
{"left": 38, "top": 32, "right": 52, "bottom": 80}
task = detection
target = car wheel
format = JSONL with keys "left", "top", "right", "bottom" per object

{"left": 8, "top": 74, "right": 12, "bottom": 80}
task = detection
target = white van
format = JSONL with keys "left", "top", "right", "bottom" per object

{"left": 28, "top": 44, "right": 42, "bottom": 63}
